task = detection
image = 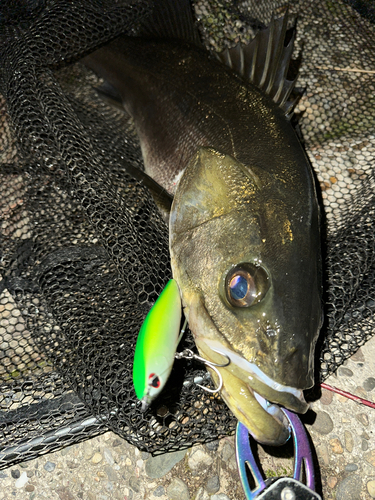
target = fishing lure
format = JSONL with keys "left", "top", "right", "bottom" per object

{"left": 133, "top": 279, "right": 182, "bottom": 410}
{"left": 133, "top": 279, "right": 231, "bottom": 410}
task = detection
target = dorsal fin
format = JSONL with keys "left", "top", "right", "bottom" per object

{"left": 139, "top": 0, "right": 202, "bottom": 46}
{"left": 216, "top": 10, "right": 300, "bottom": 117}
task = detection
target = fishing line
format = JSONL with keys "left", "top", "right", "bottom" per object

{"left": 321, "top": 382, "right": 375, "bottom": 409}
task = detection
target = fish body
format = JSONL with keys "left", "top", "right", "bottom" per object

{"left": 84, "top": 0, "right": 322, "bottom": 445}
{"left": 133, "top": 279, "right": 182, "bottom": 409}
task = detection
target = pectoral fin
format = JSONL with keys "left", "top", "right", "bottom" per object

{"left": 94, "top": 82, "right": 125, "bottom": 112}
{"left": 124, "top": 160, "right": 173, "bottom": 214}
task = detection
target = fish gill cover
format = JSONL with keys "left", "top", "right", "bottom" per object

{"left": 0, "top": 0, "right": 374, "bottom": 463}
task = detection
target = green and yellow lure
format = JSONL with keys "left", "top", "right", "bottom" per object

{"left": 133, "top": 279, "right": 182, "bottom": 410}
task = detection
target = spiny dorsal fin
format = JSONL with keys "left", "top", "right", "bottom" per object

{"left": 139, "top": 0, "right": 202, "bottom": 46}
{"left": 216, "top": 10, "right": 300, "bottom": 117}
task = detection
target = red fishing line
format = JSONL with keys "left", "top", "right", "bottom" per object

{"left": 321, "top": 382, "right": 375, "bottom": 409}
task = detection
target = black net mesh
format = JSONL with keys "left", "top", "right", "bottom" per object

{"left": 0, "top": 0, "right": 374, "bottom": 466}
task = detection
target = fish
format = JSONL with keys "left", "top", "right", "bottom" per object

{"left": 133, "top": 279, "right": 182, "bottom": 410}
{"left": 83, "top": 0, "right": 322, "bottom": 446}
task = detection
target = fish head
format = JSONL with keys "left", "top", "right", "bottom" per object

{"left": 169, "top": 147, "right": 322, "bottom": 445}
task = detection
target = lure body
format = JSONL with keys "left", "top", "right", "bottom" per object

{"left": 133, "top": 279, "right": 182, "bottom": 408}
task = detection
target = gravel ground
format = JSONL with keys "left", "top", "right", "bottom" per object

{"left": 0, "top": 335, "right": 374, "bottom": 500}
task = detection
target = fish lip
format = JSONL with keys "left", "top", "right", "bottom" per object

{"left": 215, "top": 366, "right": 291, "bottom": 445}
{"left": 248, "top": 386, "right": 291, "bottom": 430}
{"left": 203, "top": 339, "right": 309, "bottom": 414}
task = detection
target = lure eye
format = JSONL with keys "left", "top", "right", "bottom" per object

{"left": 148, "top": 373, "right": 161, "bottom": 389}
{"left": 225, "top": 264, "right": 269, "bottom": 308}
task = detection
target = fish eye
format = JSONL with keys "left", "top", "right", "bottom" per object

{"left": 225, "top": 264, "right": 269, "bottom": 308}
{"left": 148, "top": 373, "right": 161, "bottom": 389}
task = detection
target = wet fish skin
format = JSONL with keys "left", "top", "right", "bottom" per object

{"left": 83, "top": 5, "right": 322, "bottom": 445}
{"left": 170, "top": 147, "right": 321, "bottom": 389}
{"left": 169, "top": 146, "right": 321, "bottom": 444}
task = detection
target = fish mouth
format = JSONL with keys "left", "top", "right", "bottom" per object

{"left": 198, "top": 339, "right": 308, "bottom": 446}
{"left": 187, "top": 296, "right": 309, "bottom": 446}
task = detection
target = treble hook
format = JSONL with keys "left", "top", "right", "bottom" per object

{"left": 175, "top": 348, "right": 230, "bottom": 394}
